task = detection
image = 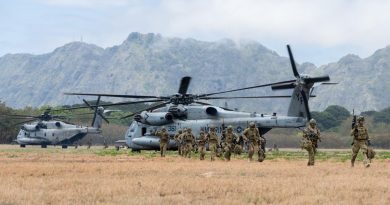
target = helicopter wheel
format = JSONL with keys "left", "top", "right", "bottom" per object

{"left": 20, "top": 144, "right": 26, "bottom": 148}
{"left": 62, "top": 145, "right": 68, "bottom": 149}
{"left": 41, "top": 145, "right": 47, "bottom": 148}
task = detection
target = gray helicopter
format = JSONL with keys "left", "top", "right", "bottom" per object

{"left": 65, "top": 45, "right": 335, "bottom": 151}
{"left": 6, "top": 99, "right": 110, "bottom": 148}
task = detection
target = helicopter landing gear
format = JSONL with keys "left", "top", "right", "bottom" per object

{"left": 20, "top": 144, "right": 26, "bottom": 148}
{"left": 62, "top": 145, "right": 68, "bottom": 149}
{"left": 41, "top": 144, "right": 47, "bottom": 148}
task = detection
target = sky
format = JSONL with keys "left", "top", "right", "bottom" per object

{"left": 1, "top": 0, "right": 390, "bottom": 66}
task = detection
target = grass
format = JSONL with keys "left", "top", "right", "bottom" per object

{"left": 0, "top": 145, "right": 389, "bottom": 205}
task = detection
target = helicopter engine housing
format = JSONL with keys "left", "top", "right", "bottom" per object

{"left": 21, "top": 124, "right": 39, "bottom": 131}
{"left": 55, "top": 122, "right": 61, "bottom": 127}
{"left": 134, "top": 112, "right": 173, "bottom": 126}
{"left": 168, "top": 105, "right": 188, "bottom": 118}
{"left": 205, "top": 106, "right": 218, "bottom": 116}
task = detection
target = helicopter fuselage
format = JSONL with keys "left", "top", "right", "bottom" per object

{"left": 122, "top": 105, "right": 306, "bottom": 150}
{"left": 16, "top": 120, "right": 101, "bottom": 146}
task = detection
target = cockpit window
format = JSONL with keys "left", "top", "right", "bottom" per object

{"left": 129, "top": 121, "right": 137, "bottom": 132}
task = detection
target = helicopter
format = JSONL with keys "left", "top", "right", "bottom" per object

{"left": 4, "top": 99, "right": 111, "bottom": 148}
{"left": 65, "top": 45, "right": 335, "bottom": 152}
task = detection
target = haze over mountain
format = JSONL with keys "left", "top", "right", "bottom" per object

{"left": 0, "top": 32, "right": 388, "bottom": 114}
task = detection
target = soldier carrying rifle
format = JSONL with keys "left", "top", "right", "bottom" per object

{"left": 351, "top": 116, "right": 372, "bottom": 168}
{"left": 301, "top": 119, "right": 321, "bottom": 166}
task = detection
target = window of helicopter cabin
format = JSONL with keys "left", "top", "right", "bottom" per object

{"left": 44, "top": 133, "right": 46, "bottom": 137}
{"left": 142, "top": 127, "right": 146, "bottom": 136}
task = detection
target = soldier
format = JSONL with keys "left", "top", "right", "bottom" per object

{"left": 174, "top": 129, "right": 183, "bottom": 156}
{"left": 87, "top": 138, "right": 92, "bottom": 149}
{"left": 222, "top": 125, "right": 238, "bottom": 161}
{"left": 302, "top": 119, "right": 321, "bottom": 166}
{"left": 351, "top": 116, "right": 370, "bottom": 168}
{"left": 178, "top": 128, "right": 187, "bottom": 157}
{"left": 182, "top": 128, "right": 195, "bottom": 158}
{"left": 234, "top": 134, "right": 244, "bottom": 155}
{"left": 197, "top": 131, "right": 208, "bottom": 160}
{"left": 242, "top": 122, "right": 262, "bottom": 162}
{"left": 206, "top": 125, "right": 220, "bottom": 161}
{"left": 155, "top": 127, "right": 170, "bottom": 157}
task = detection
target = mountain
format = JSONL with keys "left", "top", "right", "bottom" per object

{"left": 0, "top": 32, "right": 388, "bottom": 114}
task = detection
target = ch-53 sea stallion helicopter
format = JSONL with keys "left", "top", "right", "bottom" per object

{"left": 65, "top": 45, "right": 335, "bottom": 152}
{"left": 3, "top": 99, "right": 112, "bottom": 148}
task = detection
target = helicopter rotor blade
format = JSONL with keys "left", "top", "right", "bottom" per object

{"left": 0, "top": 114, "right": 38, "bottom": 118}
{"left": 12, "top": 119, "right": 37, "bottom": 126}
{"left": 199, "top": 79, "right": 296, "bottom": 97}
{"left": 303, "top": 75, "right": 330, "bottom": 84}
{"left": 178, "top": 76, "right": 191, "bottom": 95}
{"left": 271, "top": 83, "right": 296, "bottom": 90}
{"left": 56, "top": 99, "right": 166, "bottom": 111}
{"left": 301, "top": 90, "right": 312, "bottom": 121}
{"left": 321, "top": 82, "right": 338, "bottom": 85}
{"left": 193, "top": 101, "right": 212, "bottom": 106}
{"left": 199, "top": 95, "right": 293, "bottom": 100}
{"left": 287, "top": 44, "right": 300, "bottom": 78}
{"left": 64, "top": 92, "right": 166, "bottom": 99}
{"left": 120, "top": 101, "right": 170, "bottom": 119}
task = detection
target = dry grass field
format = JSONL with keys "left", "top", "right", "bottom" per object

{"left": 0, "top": 145, "right": 389, "bottom": 205}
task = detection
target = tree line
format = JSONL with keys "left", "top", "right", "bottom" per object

{"left": 0, "top": 102, "right": 389, "bottom": 148}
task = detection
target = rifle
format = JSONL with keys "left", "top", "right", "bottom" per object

{"left": 351, "top": 109, "right": 358, "bottom": 145}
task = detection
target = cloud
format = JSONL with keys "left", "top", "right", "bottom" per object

{"left": 2, "top": 0, "right": 390, "bottom": 65}
{"left": 38, "top": 0, "right": 131, "bottom": 8}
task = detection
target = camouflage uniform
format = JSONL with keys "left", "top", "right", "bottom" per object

{"left": 206, "top": 126, "right": 220, "bottom": 161}
{"left": 174, "top": 130, "right": 183, "bottom": 156}
{"left": 234, "top": 135, "right": 244, "bottom": 155}
{"left": 302, "top": 119, "right": 321, "bottom": 166}
{"left": 351, "top": 116, "right": 370, "bottom": 167}
{"left": 222, "top": 126, "right": 238, "bottom": 161}
{"left": 155, "top": 127, "right": 170, "bottom": 157}
{"left": 178, "top": 128, "right": 187, "bottom": 157}
{"left": 182, "top": 128, "right": 195, "bottom": 158}
{"left": 242, "top": 122, "right": 262, "bottom": 162}
{"left": 197, "top": 131, "right": 207, "bottom": 160}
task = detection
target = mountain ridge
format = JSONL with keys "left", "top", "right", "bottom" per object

{"left": 0, "top": 32, "right": 389, "bottom": 114}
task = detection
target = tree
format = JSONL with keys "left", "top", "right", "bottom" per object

{"left": 373, "top": 107, "right": 390, "bottom": 124}
{"left": 311, "top": 111, "right": 338, "bottom": 130}
{"left": 324, "top": 105, "right": 350, "bottom": 122}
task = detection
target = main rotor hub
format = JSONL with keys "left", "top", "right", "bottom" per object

{"left": 170, "top": 94, "right": 195, "bottom": 105}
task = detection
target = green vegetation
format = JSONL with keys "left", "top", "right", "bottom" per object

{"left": 311, "top": 105, "right": 351, "bottom": 130}
{"left": 1, "top": 102, "right": 390, "bottom": 148}
{"left": 1, "top": 146, "right": 389, "bottom": 162}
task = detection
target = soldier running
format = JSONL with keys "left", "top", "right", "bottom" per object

{"left": 222, "top": 125, "right": 238, "bottom": 161}
{"left": 206, "top": 125, "right": 220, "bottom": 161}
{"left": 301, "top": 119, "right": 321, "bottom": 166}
{"left": 242, "top": 122, "right": 262, "bottom": 162}
{"left": 174, "top": 129, "right": 183, "bottom": 156}
{"left": 351, "top": 116, "right": 370, "bottom": 168}
{"left": 182, "top": 128, "right": 195, "bottom": 158}
{"left": 197, "top": 130, "right": 208, "bottom": 160}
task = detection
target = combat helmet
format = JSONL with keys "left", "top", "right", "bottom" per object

{"left": 249, "top": 122, "right": 256, "bottom": 128}
{"left": 309, "top": 119, "right": 316, "bottom": 125}
{"left": 161, "top": 126, "right": 167, "bottom": 131}
{"left": 357, "top": 116, "right": 365, "bottom": 122}
{"left": 227, "top": 125, "right": 233, "bottom": 131}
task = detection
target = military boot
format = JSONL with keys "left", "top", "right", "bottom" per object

{"left": 351, "top": 156, "right": 356, "bottom": 167}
